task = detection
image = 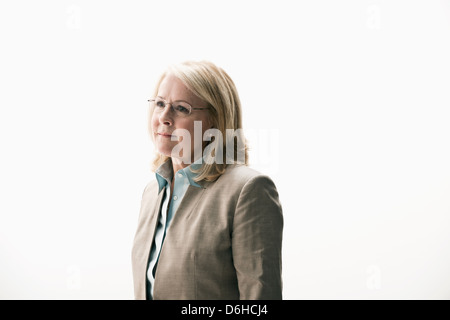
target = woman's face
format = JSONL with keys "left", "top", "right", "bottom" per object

{"left": 150, "top": 73, "right": 212, "bottom": 164}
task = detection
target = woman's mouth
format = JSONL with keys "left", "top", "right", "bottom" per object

{"left": 157, "top": 132, "right": 175, "bottom": 138}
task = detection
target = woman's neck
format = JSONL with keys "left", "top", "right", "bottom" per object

{"left": 171, "top": 157, "right": 189, "bottom": 175}
{"left": 171, "top": 155, "right": 203, "bottom": 176}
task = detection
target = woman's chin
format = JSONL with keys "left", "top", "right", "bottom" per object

{"left": 156, "top": 145, "right": 174, "bottom": 157}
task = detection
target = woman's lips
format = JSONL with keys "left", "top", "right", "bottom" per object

{"left": 157, "top": 132, "right": 175, "bottom": 138}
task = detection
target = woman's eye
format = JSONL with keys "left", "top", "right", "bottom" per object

{"left": 175, "top": 105, "right": 190, "bottom": 114}
{"left": 156, "top": 101, "right": 165, "bottom": 107}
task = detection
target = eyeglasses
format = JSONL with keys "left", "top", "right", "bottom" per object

{"left": 148, "top": 97, "right": 209, "bottom": 117}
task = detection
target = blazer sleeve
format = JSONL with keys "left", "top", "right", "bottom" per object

{"left": 232, "top": 174, "right": 283, "bottom": 300}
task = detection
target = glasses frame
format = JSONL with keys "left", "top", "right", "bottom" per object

{"left": 148, "top": 97, "right": 210, "bottom": 117}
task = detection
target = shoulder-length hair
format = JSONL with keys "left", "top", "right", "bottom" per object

{"left": 149, "top": 60, "right": 249, "bottom": 182}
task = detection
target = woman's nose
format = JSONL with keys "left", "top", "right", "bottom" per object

{"left": 159, "top": 103, "right": 174, "bottom": 126}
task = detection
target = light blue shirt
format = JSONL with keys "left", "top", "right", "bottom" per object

{"left": 146, "top": 159, "right": 202, "bottom": 299}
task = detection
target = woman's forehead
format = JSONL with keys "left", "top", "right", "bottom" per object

{"left": 158, "top": 74, "right": 199, "bottom": 103}
{"left": 157, "top": 74, "right": 210, "bottom": 109}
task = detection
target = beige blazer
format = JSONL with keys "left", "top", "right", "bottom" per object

{"left": 131, "top": 164, "right": 283, "bottom": 300}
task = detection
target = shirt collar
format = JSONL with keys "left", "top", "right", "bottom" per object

{"left": 155, "top": 158, "right": 203, "bottom": 193}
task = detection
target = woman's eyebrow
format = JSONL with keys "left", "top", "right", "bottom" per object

{"left": 157, "top": 95, "right": 192, "bottom": 104}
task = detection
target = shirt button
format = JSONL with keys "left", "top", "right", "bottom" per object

{"left": 173, "top": 195, "right": 178, "bottom": 200}
{"left": 178, "top": 173, "right": 183, "bottom": 178}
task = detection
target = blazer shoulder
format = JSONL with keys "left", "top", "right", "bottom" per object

{"left": 218, "top": 165, "right": 274, "bottom": 189}
{"left": 142, "top": 178, "right": 158, "bottom": 197}
{"left": 136, "top": 178, "right": 160, "bottom": 222}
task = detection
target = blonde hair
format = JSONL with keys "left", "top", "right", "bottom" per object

{"left": 149, "top": 60, "right": 249, "bottom": 182}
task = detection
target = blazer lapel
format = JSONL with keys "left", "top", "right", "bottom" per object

{"left": 132, "top": 184, "right": 166, "bottom": 299}
{"left": 145, "top": 188, "right": 165, "bottom": 251}
{"left": 163, "top": 184, "right": 206, "bottom": 240}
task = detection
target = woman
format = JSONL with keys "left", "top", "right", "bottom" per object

{"left": 132, "top": 61, "right": 283, "bottom": 300}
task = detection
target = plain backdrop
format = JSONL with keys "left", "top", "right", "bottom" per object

{"left": 1, "top": 0, "right": 450, "bottom": 299}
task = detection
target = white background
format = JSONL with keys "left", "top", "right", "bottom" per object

{"left": 1, "top": 0, "right": 450, "bottom": 299}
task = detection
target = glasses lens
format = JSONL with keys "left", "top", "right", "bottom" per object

{"left": 152, "top": 98, "right": 165, "bottom": 112}
{"left": 151, "top": 98, "right": 192, "bottom": 117}
{"left": 172, "top": 102, "right": 192, "bottom": 116}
